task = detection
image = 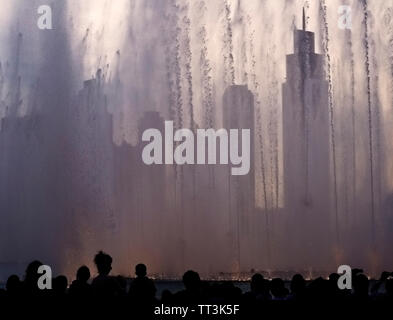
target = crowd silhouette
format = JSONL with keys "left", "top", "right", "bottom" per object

{"left": 1, "top": 251, "right": 392, "bottom": 317}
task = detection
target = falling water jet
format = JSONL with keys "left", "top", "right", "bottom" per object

{"left": 362, "top": 0, "right": 376, "bottom": 249}
{"left": 385, "top": 7, "right": 393, "bottom": 231}
{"left": 200, "top": 25, "right": 214, "bottom": 129}
{"left": 363, "top": 5, "right": 383, "bottom": 221}
{"left": 197, "top": 1, "right": 214, "bottom": 129}
{"left": 163, "top": 1, "right": 185, "bottom": 271}
{"left": 221, "top": 0, "right": 241, "bottom": 271}
{"left": 164, "top": 24, "right": 176, "bottom": 124}
{"left": 267, "top": 58, "right": 280, "bottom": 210}
{"left": 345, "top": 28, "right": 357, "bottom": 236}
{"left": 0, "top": 62, "right": 4, "bottom": 114}
{"left": 266, "top": 62, "right": 279, "bottom": 266}
{"left": 371, "top": 48, "right": 383, "bottom": 222}
{"left": 339, "top": 61, "right": 350, "bottom": 236}
{"left": 8, "top": 32, "right": 22, "bottom": 116}
{"left": 387, "top": 9, "right": 393, "bottom": 113}
{"left": 1, "top": 0, "right": 392, "bottom": 278}
{"left": 245, "top": 13, "right": 271, "bottom": 268}
{"left": 180, "top": 5, "right": 194, "bottom": 131}
{"left": 320, "top": 0, "right": 339, "bottom": 245}
{"left": 256, "top": 108, "right": 271, "bottom": 267}
{"left": 271, "top": 61, "right": 280, "bottom": 210}
{"left": 196, "top": 1, "right": 215, "bottom": 192}
{"left": 235, "top": 0, "right": 248, "bottom": 85}
{"left": 178, "top": 2, "right": 197, "bottom": 222}
{"left": 174, "top": 0, "right": 186, "bottom": 271}
{"left": 222, "top": 0, "right": 235, "bottom": 87}
{"left": 265, "top": 48, "right": 278, "bottom": 210}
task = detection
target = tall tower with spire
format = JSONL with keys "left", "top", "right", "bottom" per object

{"left": 282, "top": 11, "right": 331, "bottom": 269}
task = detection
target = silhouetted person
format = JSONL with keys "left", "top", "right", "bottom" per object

{"left": 161, "top": 289, "right": 174, "bottom": 304}
{"left": 307, "top": 277, "right": 329, "bottom": 301}
{"left": 174, "top": 270, "right": 204, "bottom": 304}
{"left": 69, "top": 266, "right": 92, "bottom": 298}
{"left": 53, "top": 275, "right": 68, "bottom": 297}
{"left": 327, "top": 272, "right": 349, "bottom": 301}
{"left": 129, "top": 263, "right": 156, "bottom": 303}
{"left": 22, "top": 260, "right": 43, "bottom": 297}
{"left": 289, "top": 274, "right": 306, "bottom": 301}
{"left": 91, "top": 251, "right": 122, "bottom": 298}
{"left": 244, "top": 273, "right": 271, "bottom": 302}
{"left": 116, "top": 275, "right": 127, "bottom": 295}
{"left": 3, "top": 257, "right": 392, "bottom": 312}
{"left": 371, "top": 271, "right": 390, "bottom": 297}
{"left": 270, "top": 278, "right": 288, "bottom": 300}
{"left": 384, "top": 278, "right": 393, "bottom": 301}
{"left": 352, "top": 273, "right": 369, "bottom": 302}
{"left": 216, "top": 281, "right": 242, "bottom": 303}
{"left": 6, "top": 274, "right": 21, "bottom": 298}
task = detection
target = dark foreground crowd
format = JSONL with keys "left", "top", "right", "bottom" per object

{"left": 1, "top": 251, "right": 392, "bottom": 318}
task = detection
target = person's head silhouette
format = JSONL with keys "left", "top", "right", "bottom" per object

{"left": 25, "top": 260, "right": 43, "bottom": 280}
{"left": 353, "top": 273, "right": 369, "bottom": 298}
{"left": 94, "top": 251, "right": 112, "bottom": 276}
{"left": 291, "top": 274, "right": 306, "bottom": 294}
{"left": 250, "top": 273, "right": 264, "bottom": 293}
{"left": 135, "top": 264, "right": 147, "bottom": 278}
{"left": 6, "top": 274, "right": 21, "bottom": 294}
{"left": 24, "top": 260, "right": 43, "bottom": 293}
{"left": 53, "top": 275, "right": 68, "bottom": 295}
{"left": 271, "top": 278, "right": 287, "bottom": 299}
{"left": 76, "top": 265, "right": 90, "bottom": 282}
{"left": 182, "top": 270, "right": 200, "bottom": 292}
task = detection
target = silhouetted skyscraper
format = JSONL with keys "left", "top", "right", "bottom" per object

{"left": 282, "top": 19, "right": 331, "bottom": 268}
{"left": 223, "top": 84, "right": 255, "bottom": 270}
{"left": 135, "top": 111, "right": 168, "bottom": 267}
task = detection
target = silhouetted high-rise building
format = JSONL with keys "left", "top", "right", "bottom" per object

{"left": 135, "top": 111, "right": 168, "bottom": 267}
{"left": 223, "top": 84, "right": 255, "bottom": 218}
{"left": 282, "top": 15, "right": 331, "bottom": 268}
{"left": 223, "top": 84, "right": 256, "bottom": 270}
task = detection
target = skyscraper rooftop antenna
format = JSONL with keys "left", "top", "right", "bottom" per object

{"left": 302, "top": 7, "right": 306, "bottom": 31}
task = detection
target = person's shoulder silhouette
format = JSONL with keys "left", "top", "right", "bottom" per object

{"left": 384, "top": 277, "right": 393, "bottom": 301}
{"left": 6, "top": 274, "right": 21, "bottom": 298}
{"left": 91, "top": 251, "right": 122, "bottom": 298}
{"left": 289, "top": 274, "right": 306, "bottom": 301}
{"left": 22, "top": 260, "right": 44, "bottom": 298}
{"left": 244, "top": 273, "right": 271, "bottom": 302}
{"left": 174, "top": 270, "right": 204, "bottom": 304}
{"left": 69, "top": 265, "right": 92, "bottom": 298}
{"left": 128, "top": 263, "right": 156, "bottom": 303}
{"left": 53, "top": 275, "right": 68, "bottom": 298}
{"left": 270, "top": 278, "right": 288, "bottom": 301}
{"left": 352, "top": 273, "right": 369, "bottom": 302}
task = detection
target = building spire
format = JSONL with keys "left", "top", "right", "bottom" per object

{"left": 302, "top": 6, "right": 306, "bottom": 31}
